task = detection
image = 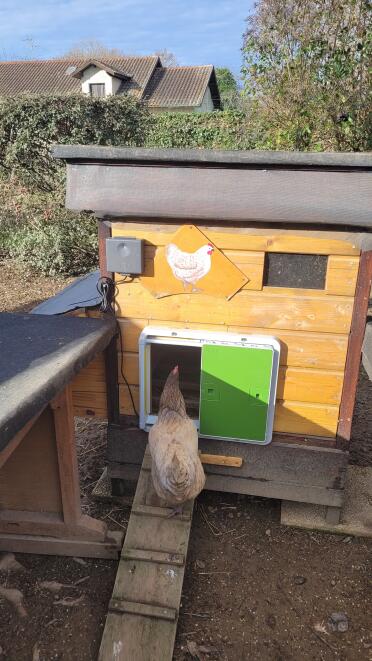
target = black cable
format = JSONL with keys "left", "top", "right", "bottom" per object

{"left": 96, "top": 276, "right": 139, "bottom": 420}
{"left": 70, "top": 276, "right": 134, "bottom": 309}
{"left": 117, "top": 316, "right": 139, "bottom": 420}
{"left": 97, "top": 276, "right": 116, "bottom": 315}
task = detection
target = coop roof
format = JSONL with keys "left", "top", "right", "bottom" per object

{"left": 52, "top": 146, "right": 372, "bottom": 231}
{"left": 52, "top": 145, "right": 372, "bottom": 169}
{"left": 0, "top": 312, "right": 116, "bottom": 450}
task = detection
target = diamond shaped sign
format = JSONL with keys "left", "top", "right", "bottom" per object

{"left": 140, "top": 225, "right": 248, "bottom": 299}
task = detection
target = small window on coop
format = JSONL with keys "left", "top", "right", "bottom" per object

{"left": 264, "top": 253, "right": 327, "bottom": 289}
{"left": 139, "top": 327, "right": 280, "bottom": 445}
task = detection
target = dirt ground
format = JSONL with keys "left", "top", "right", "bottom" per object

{"left": 0, "top": 259, "right": 371, "bottom": 661}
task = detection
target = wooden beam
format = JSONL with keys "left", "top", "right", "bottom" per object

{"left": 98, "top": 219, "right": 112, "bottom": 279}
{"left": 337, "top": 250, "right": 372, "bottom": 445}
{"left": 107, "top": 426, "right": 347, "bottom": 508}
{"left": 0, "top": 407, "right": 46, "bottom": 469}
{"left": 0, "top": 510, "right": 106, "bottom": 541}
{"left": 0, "top": 531, "right": 123, "bottom": 559}
{"left": 51, "top": 386, "right": 82, "bottom": 526}
{"left": 199, "top": 453, "right": 243, "bottom": 468}
{"left": 104, "top": 334, "right": 120, "bottom": 425}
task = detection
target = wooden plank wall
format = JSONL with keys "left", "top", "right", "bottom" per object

{"left": 72, "top": 223, "right": 360, "bottom": 439}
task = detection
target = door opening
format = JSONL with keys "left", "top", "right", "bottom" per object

{"left": 139, "top": 327, "right": 280, "bottom": 444}
{"left": 150, "top": 343, "right": 201, "bottom": 418}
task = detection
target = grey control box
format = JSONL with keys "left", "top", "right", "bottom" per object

{"left": 106, "top": 236, "right": 144, "bottom": 275}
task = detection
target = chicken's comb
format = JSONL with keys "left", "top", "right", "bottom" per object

{"left": 172, "top": 365, "right": 179, "bottom": 375}
{"left": 208, "top": 242, "right": 214, "bottom": 247}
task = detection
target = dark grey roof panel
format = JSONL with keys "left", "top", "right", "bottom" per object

{"left": 31, "top": 271, "right": 101, "bottom": 315}
{"left": 52, "top": 145, "right": 372, "bottom": 169}
{"left": 0, "top": 312, "right": 116, "bottom": 449}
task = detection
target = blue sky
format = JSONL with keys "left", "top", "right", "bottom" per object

{"left": 0, "top": 1, "right": 251, "bottom": 76}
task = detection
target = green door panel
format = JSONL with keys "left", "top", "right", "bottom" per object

{"left": 199, "top": 344, "right": 274, "bottom": 443}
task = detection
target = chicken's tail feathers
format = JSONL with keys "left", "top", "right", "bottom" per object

{"left": 164, "top": 442, "right": 193, "bottom": 491}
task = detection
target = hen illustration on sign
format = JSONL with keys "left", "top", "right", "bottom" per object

{"left": 166, "top": 242, "right": 214, "bottom": 291}
{"left": 140, "top": 225, "right": 248, "bottom": 299}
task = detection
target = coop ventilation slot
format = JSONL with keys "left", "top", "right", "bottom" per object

{"left": 263, "top": 253, "right": 327, "bottom": 289}
{"left": 139, "top": 327, "right": 280, "bottom": 445}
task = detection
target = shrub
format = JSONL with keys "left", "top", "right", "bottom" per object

{"left": 0, "top": 176, "right": 97, "bottom": 275}
{"left": 0, "top": 94, "right": 150, "bottom": 190}
{"left": 0, "top": 98, "right": 258, "bottom": 276}
{"left": 0, "top": 94, "right": 150, "bottom": 274}
{"left": 146, "top": 110, "right": 254, "bottom": 150}
{"left": 8, "top": 212, "right": 98, "bottom": 276}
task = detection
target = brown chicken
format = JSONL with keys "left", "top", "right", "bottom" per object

{"left": 148, "top": 365, "right": 205, "bottom": 513}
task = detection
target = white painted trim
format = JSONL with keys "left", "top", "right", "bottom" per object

{"left": 139, "top": 326, "right": 280, "bottom": 444}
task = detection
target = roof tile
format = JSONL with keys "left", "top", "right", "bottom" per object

{"left": 144, "top": 65, "right": 213, "bottom": 107}
{"left": 0, "top": 57, "right": 219, "bottom": 109}
{"left": 0, "top": 56, "right": 159, "bottom": 98}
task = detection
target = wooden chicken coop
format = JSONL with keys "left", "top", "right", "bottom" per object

{"left": 53, "top": 146, "right": 372, "bottom": 526}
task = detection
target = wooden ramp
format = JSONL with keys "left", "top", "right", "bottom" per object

{"left": 99, "top": 448, "right": 194, "bottom": 661}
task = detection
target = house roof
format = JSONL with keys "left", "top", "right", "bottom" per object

{"left": 0, "top": 56, "right": 221, "bottom": 108}
{"left": 0, "top": 56, "right": 159, "bottom": 98}
{"left": 71, "top": 59, "right": 132, "bottom": 80}
{"left": 144, "top": 65, "right": 220, "bottom": 108}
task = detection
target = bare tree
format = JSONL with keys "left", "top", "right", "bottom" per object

{"left": 0, "top": 35, "right": 39, "bottom": 61}
{"left": 61, "top": 39, "right": 127, "bottom": 60}
{"left": 154, "top": 49, "right": 178, "bottom": 67}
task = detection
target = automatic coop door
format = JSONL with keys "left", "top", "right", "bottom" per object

{"left": 139, "top": 327, "right": 280, "bottom": 444}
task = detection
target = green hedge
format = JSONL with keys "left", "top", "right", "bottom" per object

{"left": 147, "top": 110, "right": 253, "bottom": 150}
{"left": 0, "top": 96, "right": 256, "bottom": 275}
{"left": 0, "top": 96, "right": 253, "bottom": 191}
{"left": 0, "top": 94, "right": 151, "bottom": 274}
{"left": 0, "top": 95, "right": 257, "bottom": 275}
{"left": 0, "top": 94, "right": 150, "bottom": 190}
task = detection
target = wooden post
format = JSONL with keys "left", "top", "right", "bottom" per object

{"left": 0, "top": 385, "right": 123, "bottom": 558}
{"left": 104, "top": 335, "right": 121, "bottom": 425}
{"left": 98, "top": 218, "right": 121, "bottom": 424}
{"left": 337, "top": 251, "right": 372, "bottom": 445}
{"left": 98, "top": 219, "right": 112, "bottom": 279}
{"left": 51, "top": 386, "right": 82, "bottom": 526}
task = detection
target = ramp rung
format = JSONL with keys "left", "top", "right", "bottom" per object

{"left": 122, "top": 548, "right": 185, "bottom": 566}
{"left": 109, "top": 599, "right": 177, "bottom": 622}
{"left": 100, "top": 446, "right": 194, "bottom": 661}
{"left": 132, "top": 504, "right": 192, "bottom": 521}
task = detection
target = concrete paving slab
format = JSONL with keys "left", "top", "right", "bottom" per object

{"left": 281, "top": 465, "right": 372, "bottom": 537}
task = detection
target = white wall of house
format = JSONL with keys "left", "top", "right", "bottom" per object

{"left": 81, "top": 66, "right": 116, "bottom": 96}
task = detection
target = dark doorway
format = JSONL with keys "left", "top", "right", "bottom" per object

{"left": 150, "top": 343, "right": 201, "bottom": 418}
